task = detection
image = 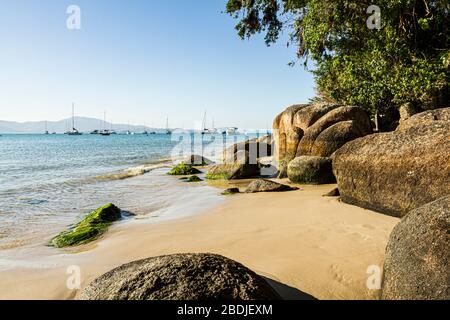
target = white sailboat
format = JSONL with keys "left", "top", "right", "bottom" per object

{"left": 65, "top": 103, "right": 82, "bottom": 135}
{"left": 165, "top": 117, "right": 172, "bottom": 135}
{"left": 201, "top": 111, "right": 217, "bottom": 135}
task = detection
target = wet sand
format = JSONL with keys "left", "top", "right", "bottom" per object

{"left": 0, "top": 182, "right": 399, "bottom": 300}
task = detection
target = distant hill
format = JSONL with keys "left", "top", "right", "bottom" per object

{"left": 0, "top": 117, "right": 163, "bottom": 134}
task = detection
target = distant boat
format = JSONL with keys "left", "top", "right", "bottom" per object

{"left": 90, "top": 129, "right": 100, "bottom": 135}
{"left": 99, "top": 112, "right": 111, "bottom": 136}
{"left": 165, "top": 117, "right": 172, "bottom": 135}
{"left": 44, "top": 121, "right": 49, "bottom": 135}
{"left": 65, "top": 104, "right": 83, "bottom": 135}
{"left": 225, "top": 127, "right": 238, "bottom": 135}
{"left": 201, "top": 111, "right": 217, "bottom": 135}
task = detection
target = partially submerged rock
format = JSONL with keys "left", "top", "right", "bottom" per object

{"left": 333, "top": 108, "right": 450, "bottom": 217}
{"left": 287, "top": 156, "right": 335, "bottom": 184}
{"left": 222, "top": 188, "right": 240, "bottom": 195}
{"left": 245, "top": 179, "right": 298, "bottom": 193}
{"left": 181, "top": 154, "right": 212, "bottom": 166}
{"left": 168, "top": 163, "right": 202, "bottom": 176}
{"left": 51, "top": 203, "right": 121, "bottom": 248}
{"left": 382, "top": 196, "right": 450, "bottom": 300}
{"left": 79, "top": 253, "right": 280, "bottom": 300}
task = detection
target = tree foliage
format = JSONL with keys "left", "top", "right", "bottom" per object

{"left": 226, "top": 0, "right": 449, "bottom": 115}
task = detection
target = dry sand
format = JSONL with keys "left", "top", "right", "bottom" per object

{"left": 0, "top": 182, "right": 399, "bottom": 300}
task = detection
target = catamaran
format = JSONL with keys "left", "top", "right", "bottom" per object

{"left": 65, "top": 104, "right": 82, "bottom": 135}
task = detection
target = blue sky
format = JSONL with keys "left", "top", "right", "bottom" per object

{"left": 0, "top": 0, "right": 315, "bottom": 129}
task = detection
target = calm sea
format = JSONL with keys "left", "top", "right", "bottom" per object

{"left": 0, "top": 133, "right": 253, "bottom": 252}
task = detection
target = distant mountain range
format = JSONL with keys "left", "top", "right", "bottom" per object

{"left": 0, "top": 117, "right": 164, "bottom": 134}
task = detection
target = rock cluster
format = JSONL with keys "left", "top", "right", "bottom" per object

{"left": 273, "top": 104, "right": 372, "bottom": 183}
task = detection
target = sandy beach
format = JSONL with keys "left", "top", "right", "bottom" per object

{"left": 0, "top": 181, "right": 399, "bottom": 300}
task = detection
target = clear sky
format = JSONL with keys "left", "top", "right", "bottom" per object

{"left": 0, "top": 0, "right": 315, "bottom": 129}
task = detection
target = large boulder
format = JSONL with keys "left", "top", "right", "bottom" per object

{"left": 285, "top": 127, "right": 304, "bottom": 161}
{"left": 80, "top": 253, "right": 280, "bottom": 300}
{"left": 287, "top": 156, "right": 335, "bottom": 184}
{"left": 272, "top": 104, "right": 373, "bottom": 174}
{"left": 293, "top": 103, "right": 340, "bottom": 131}
{"left": 310, "top": 120, "right": 368, "bottom": 157}
{"left": 382, "top": 196, "right": 450, "bottom": 300}
{"left": 333, "top": 107, "right": 450, "bottom": 217}
{"left": 223, "top": 139, "right": 271, "bottom": 164}
{"left": 245, "top": 179, "right": 298, "bottom": 193}
{"left": 297, "top": 106, "right": 373, "bottom": 156}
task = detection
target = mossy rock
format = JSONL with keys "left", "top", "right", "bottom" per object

{"left": 186, "top": 175, "right": 202, "bottom": 182}
{"left": 51, "top": 203, "right": 121, "bottom": 248}
{"left": 287, "top": 156, "right": 336, "bottom": 184}
{"left": 168, "top": 163, "right": 202, "bottom": 176}
{"left": 206, "top": 163, "right": 260, "bottom": 180}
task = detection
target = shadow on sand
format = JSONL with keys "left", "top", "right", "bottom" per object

{"left": 263, "top": 276, "right": 317, "bottom": 300}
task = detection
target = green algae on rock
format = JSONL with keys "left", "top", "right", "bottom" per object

{"left": 168, "top": 163, "right": 202, "bottom": 176}
{"left": 50, "top": 203, "right": 122, "bottom": 248}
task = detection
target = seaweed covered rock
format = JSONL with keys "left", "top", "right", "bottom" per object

{"left": 382, "top": 196, "right": 450, "bottom": 300}
{"left": 287, "top": 156, "right": 335, "bottom": 184}
{"left": 79, "top": 253, "right": 280, "bottom": 300}
{"left": 51, "top": 203, "right": 121, "bottom": 248}
{"left": 333, "top": 108, "right": 450, "bottom": 217}
{"left": 245, "top": 179, "right": 298, "bottom": 193}
{"left": 168, "top": 163, "right": 202, "bottom": 176}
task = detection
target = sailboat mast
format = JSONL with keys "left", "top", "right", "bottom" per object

{"left": 72, "top": 103, "right": 75, "bottom": 130}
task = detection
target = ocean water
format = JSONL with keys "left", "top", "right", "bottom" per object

{"left": 0, "top": 133, "right": 255, "bottom": 252}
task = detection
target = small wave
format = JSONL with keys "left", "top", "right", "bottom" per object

{"left": 95, "top": 160, "right": 173, "bottom": 181}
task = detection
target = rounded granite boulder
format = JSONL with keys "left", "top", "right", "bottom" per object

{"left": 382, "top": 196, "right": 449, "bottom": 300}
{"left": 287, "top": 156, "right": 336, "bottom": 184}
{"left": 79, "top": 253, "right": 281, "bottom": 300}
